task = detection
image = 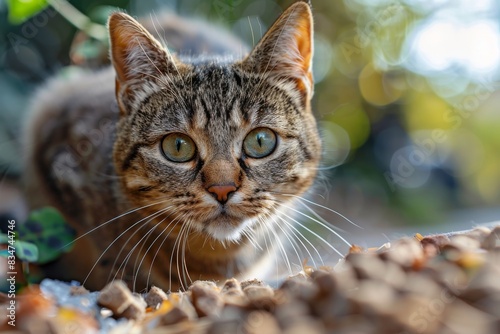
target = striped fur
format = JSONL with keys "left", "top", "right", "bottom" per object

{"left": 24, "top": 1, "right": 320, "bottom": 291}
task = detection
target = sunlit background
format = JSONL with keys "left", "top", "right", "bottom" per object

{"left": 1, "top": 0, "right": 500, "bottom": 251}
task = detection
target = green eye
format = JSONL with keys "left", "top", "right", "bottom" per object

{"left": 243, "top": 128, "right": 277, "bottom": 158}
{"left": 161, "top": 133, "right": 196, "bottom": 162}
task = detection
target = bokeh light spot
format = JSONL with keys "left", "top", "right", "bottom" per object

{"left": 325, "top": 103, "right": 370, "bottom": 149}
{"left": 358, "top": 63, "right": 401, "bottom": 106}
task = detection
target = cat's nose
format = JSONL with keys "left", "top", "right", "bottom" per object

{"left": 207, "top": 183, "right": 237, "bottom": 204}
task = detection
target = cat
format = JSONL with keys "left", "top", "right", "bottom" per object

{"left": 23, "top": 0, "right": 321, "bottom": 292}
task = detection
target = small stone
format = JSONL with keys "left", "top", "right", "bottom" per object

{"left": 326, "top": 315, "right": 373, "bottom": 333}
{"left": 242, "top": 311, "right": 281, "bottom": 334}
{"left": 190, "top": 281, "right": 223, "bottom": 317}
{"left": 455, "top": 251, "right": 486, "bottom": 270}
{"left": 208, "top": 305, "right": 247, "bottom": 334}
{"left": 470, "top": 292, "right": 500, "bottom": 317}
{"left": 287, "top": 271, "right": 308, "bottom": 281}
{"left": 188, "top": 280, "right": 219, "bottom": 292}
{"left": 449, "top": 235, "right": 481, "bottom": 251}
{"left": 241, "top": 278, "right": 265, "bottom": 290}
{"left": 244, "top": 285, "right": 275, "bottom": 311}
{"left": 442, "top": 299, "right": 497, "bottom": 334}
{"left": 392, "top": 294, "right": 441, "bottom": 334}
{"left": 175, "top": 293, "right": 198, "bottom": 320}
{"left": 69, "top": 286, "right": 89, "bottom": 296}
{"left": 159, "top": 305, "right": 190, "bottom": 326}
{"left": 218, "top": 304, "right": 247, "bottom": 321}
{"left": 275, "top": 301, "right": 311, "bottom": 329}
{"left": 311, "top": 270, "right": 337, "bottom": 296}
{"left": 221, "top": 278, "right": 244, "bottom": 299}
{"left": 278, "top": 276, "right": 318, "bottom": 302}
{"left": 331, "top": 261, "right": 358, "bottom": 291}
{"left": 348, "top": 280, "right": 396, "bottom": 315}
{"left": 349, "top": 244, "right": 364, "bottom": 254}
{"left": 425, "top": 261, "right": 468, "bottom": 294}
{"left": 346, "top": 252, "right": 386, "bottom": 280}
{"left": 283, "top": 318, "right": 325, "bottom": 334}
{"left": 97, "top": 280, "right": 145, "bottom": 320}
{"left": 460, "top": 262, "right": 500, "bottom": 302}
{"left": 244, "top": 285, "right": 274, "bottom": 300}
{"left": 421, "top": 234, "right": 450, "bottom": 250}
{"left": 145, "top": 286, "right": 169, "bottom": 309}
{"left": 381, "top": 237, "right": 424, "bottom": 269}
{"left": 208, "top": 319, "right": 242, "bottom": 334}
{"left": 401, "top": 272, "right": 443, "bottom": 298}
{"left": 482, "top": 225, "right": 500, "bottom": 250}
{"left": 464, "top": 226, "right": 491, "bottom": 243}
{"left": 310, "top": 273, "right": 351, "bottom": 322}
{"left": 421, "top": 234, "right": 452, "bottom": 259}
{"left": 381, "top": 260, "right": 407, "bottom": 289}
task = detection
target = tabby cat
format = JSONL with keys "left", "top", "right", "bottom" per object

{"left": 24, "top": 0, "right": 321, "bottom": 291}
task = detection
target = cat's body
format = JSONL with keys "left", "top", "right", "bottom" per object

{"left": 24, "top": 1, "right": 321, "bottom": 291}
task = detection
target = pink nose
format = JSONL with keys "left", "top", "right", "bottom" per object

{"left": 207, "top": 184, "right": 237, "bottom": 204}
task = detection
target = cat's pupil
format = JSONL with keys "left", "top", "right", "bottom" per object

{"left": 176, "top": 138, "right": 182, "bottom": 152}
{"left": 257, "top": 134, "right": 263, "bottom": 147}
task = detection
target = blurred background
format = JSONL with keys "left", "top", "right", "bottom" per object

{"left": 1, "top": 0, "right": 500, "bottom": 253}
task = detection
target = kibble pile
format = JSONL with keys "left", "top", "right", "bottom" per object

{"left": 2, "top": 225, "right": 500, "bottom": 334}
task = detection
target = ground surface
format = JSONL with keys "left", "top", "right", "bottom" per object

{"left": 1, "top": 224, "right": 500, "bottom": 333}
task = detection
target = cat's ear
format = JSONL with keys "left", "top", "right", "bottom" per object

{"left": 242, "top": 1, "right": 314, "bottom": 100}
{"left": 108, "top": 12, "right": 177, "bottom": 114}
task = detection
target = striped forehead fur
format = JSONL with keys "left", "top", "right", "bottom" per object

{"left": 109, "top": 2, "right": 320, "bottom": 243}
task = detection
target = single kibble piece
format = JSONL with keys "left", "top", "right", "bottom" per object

{"left": 482, "top": 225, "right": 500, "bottom": 250}
{"left": 221, "top": 278, "right": 243, "bottom": 295}
{"left": 97, "top": 280, "right": 145, "bottom": 320}
{"left": 145, "top": 286, "right": 169, "bottom": 309}
{"left": 240, "top": 278, "right": 265, "bottom": 290}
{"left": 70, "top": 285, "right": 89, "bottom": 296}
{"left": 190, "top": 281, "right": 223, "bottom": 317}
{"left": 159, "top": 305, "right": 190, "bottom": 326}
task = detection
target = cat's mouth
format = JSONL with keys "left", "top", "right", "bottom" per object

{"left": 200, "top": 210, "right": 255, "bottom": 241}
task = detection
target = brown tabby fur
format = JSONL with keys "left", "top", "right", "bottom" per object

{"left": 23, "top": 1, "right": 321, "bottom": 291}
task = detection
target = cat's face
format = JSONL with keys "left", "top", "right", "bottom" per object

{"left": 109, "top": 2, "right": 320, "bottom": 241}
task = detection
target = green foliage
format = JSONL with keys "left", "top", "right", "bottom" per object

{"left": 0, "top": 207, "right": 75, "bottom": 265}
{"left": 6, "top": 0, "right": 48, "bottom": 24}
{"left": 89, "top": 5, "right": 120, "bottom": 25}
{"left": 18, "top": 207, "right": 76, "bottom": 264}
{"left": 0, "top": 232, "right": 39, "bottom": 262}
{"left": 13, "top": 239, "right": 40, "bottom": 262}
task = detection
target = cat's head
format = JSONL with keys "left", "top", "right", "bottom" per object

{"left": 109, "top": 1, "right": 321, "bottom": 241}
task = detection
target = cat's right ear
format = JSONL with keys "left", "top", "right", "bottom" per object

{"left": 108, "top": 12, "right": 177, "bottom": 114}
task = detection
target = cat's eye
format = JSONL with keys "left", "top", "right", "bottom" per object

{"left": 161, "top": 133, "right": 196, "bottom": 162}
{"left": 243, "top": 128, "right": 277, "bottom": 158}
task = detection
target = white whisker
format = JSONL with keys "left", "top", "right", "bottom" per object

{"left": 109, "top": 205, "right": 174, "bottom": 283}
{"left": 276, "top": 208, "right": 345, "bottom": 257}
{"left": 82, "top": 202, "right": 172, "bottom": 287}
{"left": 64, "top": 199, "right": 171, "bottom": 250}
{"left": 133, "top": 212, "right": 182, "bottom": 291}
{"left": 280, "top": 193, "right": 362, "bottom": 229}
{"left": 276, "top": 215, "right": 322, "bottom": 268}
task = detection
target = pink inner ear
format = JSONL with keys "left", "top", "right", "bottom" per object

{"left": 242, "top": 2, "right": 314, "bottom": 97}
{"left": 108, "top": 12, "right": 172, "bottom": 85}
{"left": 108, "top": 13, "right": 141, "bottom": 83}
{"left": 296, "top": 19, "right": 313, "bottom": 72}
{"left": 293, "top": 14, "right": 314, "bottom": 94}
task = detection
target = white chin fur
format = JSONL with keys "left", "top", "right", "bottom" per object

{"left": 206, "top": 219, "right": 254, "bottom": 242}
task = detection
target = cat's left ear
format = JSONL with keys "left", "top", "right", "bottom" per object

{"left": 242, "top": 1, "right": 314, "bottom": 101}
{"left": 108, "top": 12, "right": 178, "bottom": 114}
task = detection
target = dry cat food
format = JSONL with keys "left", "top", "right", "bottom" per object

{"left": 1, "top": 225, "right": 500, "bottom": 333}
